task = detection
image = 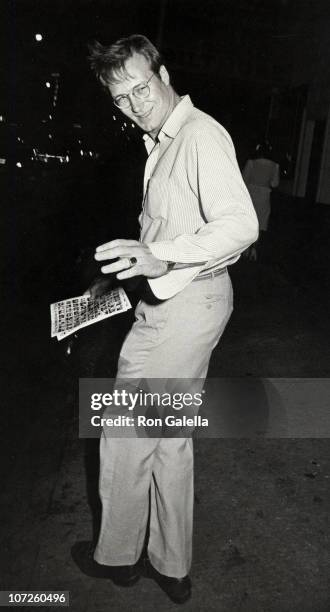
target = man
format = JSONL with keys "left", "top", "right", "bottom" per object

{"left": 86, "top": 34, "right": 258, "bottom": 603}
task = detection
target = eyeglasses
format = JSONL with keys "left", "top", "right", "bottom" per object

{"left": 113, "top": 73, "right": 155, "bottom": 109}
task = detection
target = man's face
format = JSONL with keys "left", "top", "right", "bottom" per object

{"left": 107, "top": 53, "right": 173, "bottom": 138}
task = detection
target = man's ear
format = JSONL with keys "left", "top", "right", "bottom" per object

{"left": 159, "top": 64, "right": 170, "bottom": 86}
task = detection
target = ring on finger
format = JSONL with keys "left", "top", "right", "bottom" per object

{"left": 129, "top": 256, "right": 137, "bottom": 266}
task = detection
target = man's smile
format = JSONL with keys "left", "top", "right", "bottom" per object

{"left": 135, "top": 108, "right": 153, "bottom": 119}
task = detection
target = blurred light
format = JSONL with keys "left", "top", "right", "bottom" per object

{"left": 16, "top": 162, "right": 22, "bottom": 168}
{"left": 45, "top": 82, "right": 51, "bottom": 88}
{"left": 48, "top": 134, "right": 53, "bottom": 139}
{"left": 112, "top": 115, "right": 116, "bottom": 121}
{"left": 0, "top": 116, "right": 3, "bottom": 122}
{"left": 49, "top": 114, "right": 52, "bottom": 120}
{"left": 35, "top": 34, "right": 43, "bottom": 42}
{"left": 80, "top": 150, "right": 84, "bottom": 156}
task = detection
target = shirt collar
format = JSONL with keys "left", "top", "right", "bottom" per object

{"left": 143, "top": 95, "right": 193, "bottom": 149}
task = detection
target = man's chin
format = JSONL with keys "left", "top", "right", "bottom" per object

{"left": 139, "top": 121, "right": 156, "bottom": 136}
{"left": 135, "top": 110, "right": 154, "bottom": 129}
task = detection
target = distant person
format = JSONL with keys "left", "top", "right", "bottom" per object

{"left": 242, "top": 142, "right": 280, "bottom": 260}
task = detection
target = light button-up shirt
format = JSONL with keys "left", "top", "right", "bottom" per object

{"left": 140, "top": 95, "right": 258, "bottom": 299}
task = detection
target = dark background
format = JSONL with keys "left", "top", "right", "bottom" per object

{"left": 3, "top": 0, "right": 328, "bottom": 154}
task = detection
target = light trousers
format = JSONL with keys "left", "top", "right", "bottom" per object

{"left": 94, "top": 271, "right": 233, "bottom": 577}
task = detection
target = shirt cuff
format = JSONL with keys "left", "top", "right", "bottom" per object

{"left": 148, "top": 265, "right": 204, "bottom": 300}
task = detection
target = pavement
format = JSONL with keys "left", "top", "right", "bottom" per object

{"left": 1, "top": 177, "right": 330, "bottom": 611}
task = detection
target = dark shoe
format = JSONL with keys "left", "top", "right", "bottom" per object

{"left": 71, "top": 540, "right": 140, "bottom": 586}
{"left": 146, "top": 561, "right": 191, "bottom": 604}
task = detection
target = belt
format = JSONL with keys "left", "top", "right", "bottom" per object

{"left": 193, "top": 266, "right": 227, "bottom": 281}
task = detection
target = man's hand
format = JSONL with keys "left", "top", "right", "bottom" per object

{"left": 84, "top": 276, "right": 114, "bottom": 299}
{"left": 94, "top": 239, "right": 169, "bottom": 280}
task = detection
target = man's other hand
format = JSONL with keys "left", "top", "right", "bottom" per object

{"left": 94, "top": 240, "right": 169, "bottom": 280}
{"left": 84, "top": 276, "right": 114, "bottom": 299}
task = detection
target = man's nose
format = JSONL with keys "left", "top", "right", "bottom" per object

{"left": 128, "top": 95, "right": 144, "bottom": 114}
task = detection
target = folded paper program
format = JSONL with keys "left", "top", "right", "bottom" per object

{"left": 50, "top": 287, "right": 131, "bottom": 341}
